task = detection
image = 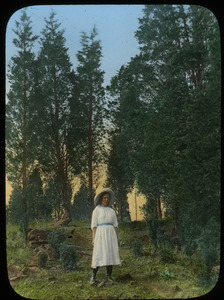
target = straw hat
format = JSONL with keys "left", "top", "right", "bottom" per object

{"left": 94, "top": 188, "right": 115, "bottom": 206}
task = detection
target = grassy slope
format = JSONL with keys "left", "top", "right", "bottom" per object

{"left": 7, "top": 220, "right": 214, "bottom": 300}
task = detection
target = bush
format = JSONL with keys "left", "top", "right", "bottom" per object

{"left": 71, "top": 184, "right": 89, "bottom": 220}
{"left": 132, "top": 239, "right": 144, "bottom": 257}
{"left": 159, "top": 269, "right": 176, "bottom": 281}
{"left": 48, "top": 229, "right": 66, "bottom": 257}
{"left": 38, "top": 251, "right": 48, "bottom": 268}
{"left": 146, "top": 215, "right": 159, "bottom": 247}
{"left": 159, "top": 243, "right": 175, "bottom": 263}
{"left": 6, "top": 224, "right": 32, "bottom": 266}
{"left": 198, "top": 218, "right": 220, "bottom": 273}
{"left": 59, "top": 243, "right": 77, "bottom": 270}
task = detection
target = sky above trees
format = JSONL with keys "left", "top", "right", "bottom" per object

{"left": 6, "top": 4, "right": 144, "bottom": 93}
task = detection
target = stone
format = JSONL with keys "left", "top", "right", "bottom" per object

{"left": 27, "top": 228, "right": 51, "bottom": 249}
{"left": 8, "top": 264, "right": 25, "bottom": 287}
{"left": 29, "top": 244, "right": 57, "bottom": 268}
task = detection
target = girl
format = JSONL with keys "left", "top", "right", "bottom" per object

{"left": 90, "top": 188, "right": 120, "bottom": 284}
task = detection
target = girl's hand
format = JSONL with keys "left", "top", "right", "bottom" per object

{"left": 92, "top": 239, "right": 95, "bottom": 246}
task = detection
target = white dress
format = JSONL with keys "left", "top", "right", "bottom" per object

{"left": 91, "top": 205, "right": 121, "bottom": 268}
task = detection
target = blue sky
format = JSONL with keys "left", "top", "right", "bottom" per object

{"left": 6, "top": 5, "right": 145, "bottom": 90}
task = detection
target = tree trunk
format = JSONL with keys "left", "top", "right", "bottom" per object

{"left": 117, "top": 188, "right": 122, "bottom": 221}
{"left": 22, "top": 73, "right": 28, "bottom": 242}
{"left": 88, "top": 87, "right": 94, "bottom": 217}
{"left": 157, "top": 193, "right": 162, "bottom": 219}
{"left": 134, "top": 190, "right": 137, "bottom": 221}
{"left": 53, "top": 67, "right": 71, "bottom": 225}
{"left": 173, "top": 199, "right": 178, "bottom": 235}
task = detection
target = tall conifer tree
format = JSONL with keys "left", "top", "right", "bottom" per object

{"left": 76, "top": 27, "right": 105, "bottom": 214}
{"left": 134, "top": 5, "right": 220, "bottom": 265}
{"left": 32, "top": 12, "right": 74, "bottom": 223}
{"left": 6, "top": 10, "right": 38, "bottom": 239}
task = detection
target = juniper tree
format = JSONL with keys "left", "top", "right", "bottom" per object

{"left": 75, "top": 27, "right": 105, "bottom": 214}
{"left": 6, "top": 10, "right": 38, "bottom": 239}
{"left": 134, "top": 5, "right": 221, "bottom": 266}
{"left": 31, "top": 12, "right": 75, "bottom": 222}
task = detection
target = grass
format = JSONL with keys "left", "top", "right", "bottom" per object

{"left": 7, "top": 220, "right": 217, "bottom": 299}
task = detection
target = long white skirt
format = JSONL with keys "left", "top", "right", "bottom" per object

{"left": 91, "top": 225, "right": 120, "bottom": 268}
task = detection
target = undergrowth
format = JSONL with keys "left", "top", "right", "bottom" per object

{"left": 7, "top": 220, "right": 218, "bottom": 299}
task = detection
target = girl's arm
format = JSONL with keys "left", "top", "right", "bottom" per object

{"left": 114, "top": 227, "right": 120, "bottom": 246}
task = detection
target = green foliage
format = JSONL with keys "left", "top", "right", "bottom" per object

{"left": 71, "top": 184, "right": 89, "bottom": 220}
{"left": 6, "top": 9, "right": 38, "bottom": 240}
{"left": 7, "top": 169, "right": 51, "bottom": 229}
{"left": 59, "top": 242, "right": 77, "bottom": 270}
{"left": 159, "top": 243, "right": 175, "bottom": 263}
{"left": 75, "top": 26, "right": 106, "bottom": 211}
{"left": 38, "top": 251, "right": 48, "bottom": 269}
{"left": 25, "top": 11, "right": 77, "bottom": 222}
{"left": 6, "top": 224, "right": 32, "bottom": 266}
{"left": 27, "top": 168, "right": 52, "bottom": 220}
{"left": 48, "top": 229, "right": 66, "bottom": 257}
{"left": 7, "top": 185, "right": 26, "bottom": 227}
{"left": 8, "top": 220, "right": 215, "bottom": 299}
{"left": 44, "top": 175, "right": 63, "bottom": 221}
{"left": 197, "top": 218, "right": 220, "bottom": 273}
{"left": 6, "top": 6, "right": 220, "bottom": 277}
{"left": 48, "top": 228, "right": 77, "bottom": 270}
{"left": 109, "top": 4, "right": 221, "bottom": 272}
{"left": 159, "top": 269, "right": 176, "bottom": 281}
{"left": 131, "top": 239, "right": 144, "bottom": 257}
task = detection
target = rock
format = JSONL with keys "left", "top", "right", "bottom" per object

{"left": 29, "top": 244, "right": 57, "bottom": 267}
{"left": 27, "top": 228, "right": 51, "bottom": 249}
{"left": 8, "top": 264, "right": 25, "bottom": 287}
{"left": 22, "top": 266, "right": 40, "bottom": 276}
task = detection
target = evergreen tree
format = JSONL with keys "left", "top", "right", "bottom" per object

{"left": 44, "top": 174, "right": 64, "bottom": 221}
{"left": 133, "top": 5, "right": 221, "bottom": 268}
{"left": 26, "top": 168, "right": 51, "bottom": 220}
{"left": 6, "top": 185, "right": 25, "bottom": 228}
{"left": 6, "top": 9, "right": 38, "bottom": 240}
{"left": 75, "top": 27, "right": 105, "bottom": 214}
{"left": 31, "top": 12, "right": 75, "bottom": 223}
{"left": 106, "top": 58, "right": 144, "bottom": 220}
{"left": 71, "top": 184, "right": 89, "bottom": 220}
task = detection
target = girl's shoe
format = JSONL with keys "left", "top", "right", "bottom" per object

{"left": 106, "top": 275, "right": 113, "bottom": 282}
{"left": 89, "top": 275, "right": 96, "bottom": 285}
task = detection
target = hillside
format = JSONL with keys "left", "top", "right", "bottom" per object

{"left": 7, "top": 220, "right": 217, "bottom": 299}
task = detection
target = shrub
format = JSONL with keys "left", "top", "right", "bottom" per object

{"left": 59, "top": 243, "right": 77, "bottom": 270}
{"left": 198, "top": 218, "right": 220, "bottom": 274}
{"left": 48, "top": 229, "right": 66, "bottom": 257}
{"left": 132, "top": 239, "right": 144, "bottom": 257}
{"left": 159, "top": 243, "right": 175, "bottom": 263}
{"left": 159, "top": 269, "right": 176, "bottom": 281}
{"left": 38, "top": 251, "right": 48, "bottom": 268}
